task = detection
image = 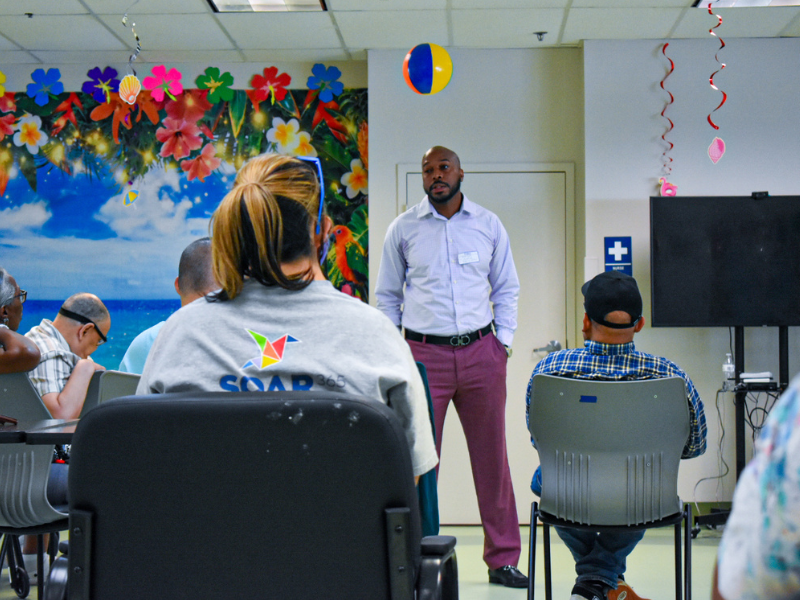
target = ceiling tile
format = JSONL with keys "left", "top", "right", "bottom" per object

{"left": 84, "top": 0, "right": 212, "bottom": 14}
{"left": 136, "top": 50, "right": 245, "bottom": 64}
{"left": 0, "top": 32, "right": 19, "bottom": 50}
{"left": 562, "top": 8, "right": 683, "bottom": 43}
{"left": 453, "top": 0, "right": 568, "bottom": 7}
{"left": 780, "top": 11, "right": 800, "bottom": 34}
{"left": 0, "top": 15, "right": 127, "bottom": 51}
{"left": 0, "top": 50, "right": 40, "bottom": 64}
{"left": 97, "top": 13, "right": 234, "bottom": 51}
{"left": 215, "top": 12, "right": 341, "bottom": 49}
{"left": 452, "top": 9, "right": 564, "bottom": 47}
{"left": 571, "top": 0, "right": 689, "bottom": 6}
{"left": 327, "top": 0, "right": 444, "bottom": 10}
{"left": 672, "top": 7, "right": 800, "bottom": 37}
{"left": 242, "top": 48, "right": 354, "bottom": 61}
{"left": 0, "top": 0, "right": 88, "bottom": 16}
{"left": 335, "top": 10, "right": 448, "bottom": 49}
{"left": 29, "top": 50, "right": 134, "bottom": 64}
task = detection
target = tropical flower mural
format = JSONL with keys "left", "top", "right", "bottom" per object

{"left": 0, "top": 63, "right": 369, "bottom": 304}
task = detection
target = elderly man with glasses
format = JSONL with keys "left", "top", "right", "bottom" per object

{"left": 26, "top": 292, "right": 110, "bottom": 419}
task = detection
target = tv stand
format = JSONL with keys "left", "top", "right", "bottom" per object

{"left": 692, "top": 325, "right": 790, "bottom": 537}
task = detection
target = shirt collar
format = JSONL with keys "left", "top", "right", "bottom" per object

{"left": 420, "top": 194, "right": 475, "bottom": 219}
{"left": 584, "top": 339, "right": 636, "bottom": 355}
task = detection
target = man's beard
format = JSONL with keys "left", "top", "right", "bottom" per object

{"left": 426, "top": 179, "right": 461, "bottom": 204}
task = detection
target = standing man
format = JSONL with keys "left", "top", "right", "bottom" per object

{"left": 376, "top": 146, "right": 526, "bottom": 588}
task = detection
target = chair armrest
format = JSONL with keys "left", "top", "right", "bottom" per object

{"left": 421, "top": 535, "right": 456, "bottom": 556}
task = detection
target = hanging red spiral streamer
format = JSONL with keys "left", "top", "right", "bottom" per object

{"left": 707, "top": 2, "right": 727, "bottom": 130}
{"left": 660, "top": 43, "right": 675, "bottom": 178}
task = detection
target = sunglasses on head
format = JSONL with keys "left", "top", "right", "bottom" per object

{"left": 59, "top": 307, "right": 107, "bottom": 344}
{"left": 295, "top": 155, "right": 325, "bottom": 235}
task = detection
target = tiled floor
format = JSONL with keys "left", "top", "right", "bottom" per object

{"left": 0, "top": 524, "right": 721, "bottom": 599}
{"left": 447, "top": 523, "right": 721, "bottom": 600}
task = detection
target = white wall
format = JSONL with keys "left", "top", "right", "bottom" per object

{"left": 584, "top": 39, "right": 800, "bottom": 502}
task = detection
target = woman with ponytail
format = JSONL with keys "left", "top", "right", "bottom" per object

{"left": 137, "top": 154, "right": 437, "bottom": 478}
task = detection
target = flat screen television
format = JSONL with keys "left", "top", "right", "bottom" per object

{"left": 650, "top": 195, "right": 800, "bottom": 327}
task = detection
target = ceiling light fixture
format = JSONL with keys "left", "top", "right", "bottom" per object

{"left": 206, "top": 0, "right": 327, "bottom": 12}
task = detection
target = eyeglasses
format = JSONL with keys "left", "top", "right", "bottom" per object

{"left": 15, "top": 290, "right": 26, "bottom": 304}
{"left": 58, "top": 307, "right": 108, "bottom": 344}
{"left": 295, "top": 155, "right": 325, "bottom": 235}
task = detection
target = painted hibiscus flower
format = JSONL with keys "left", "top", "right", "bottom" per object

{"left": 165, "top": 89, "right": 212, "bottom": 124}
{"left": 0, "top": 70, "right": 6, "bottom": 97}
{"left": 250, "top": 66, "right": 291, "bottom": 104}
{"left": 27, "top": 68, "right": 64, "bottom": 107}
{"left": 340, "top": 158, "right": 368, "bottom": 199}
{"left": 0, "top": 92, "right": 16, "bottom": 114}
{"left": 195, "top": 67, "right": 234, "bottom": 104}
{"left": 266, "top": 117, "right": 301, "bottom": 154}
{"left": 156, "top": 117, "right": 203, "bottom": 160}
{"left": 181, "top": 143, "right": 221, "bottom": 182}
{"left": 0, "top": 114, "right": 15, "bottom": 141}
{"left": 306, "top": 64, "right": 343, "bottom": 103}
{"left": 142, "top": 65, "right": 183, "bottom": 103}
{"left": 82, "top": 66, "right": 121, "bottom": 104}
{"left": 13, "top": 114, "right": 49, "bottom": 154}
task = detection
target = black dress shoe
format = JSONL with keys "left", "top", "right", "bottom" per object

{"left": 488, "top": 565, "right": 528, "bottom": 588}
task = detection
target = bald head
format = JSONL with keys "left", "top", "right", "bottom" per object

{"left": 176, "top": 237, "right": 217, "bottom": 305}
{"left": 62, "top": 293, "right": 109, "bottom": 324}
{"left": 422, "top": 146, "right": 460, "bottom": 170}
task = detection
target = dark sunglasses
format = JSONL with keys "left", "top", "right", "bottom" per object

{"left": 15, "top": 289, "right": 26, "bottom": 304}
{"left": 59, "top": 307, "right": 107, "bottom": 344}
{"left": 295, "top": 155, "right": 325, "bottom": 235}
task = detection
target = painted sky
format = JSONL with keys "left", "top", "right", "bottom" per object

{"left": 0, "top": 160, "right": 235, "bottom": 300}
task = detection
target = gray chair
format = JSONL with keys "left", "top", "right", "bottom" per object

{"left": 81, "top": 371, "right": 140, "bottom": 416}
{"left": 0, "top": 373, "right": 69, "bottom": 599}
{"left": 527, "top": 374, "right": 692, "bottom": 600}
{"left": 48, "top": 391, "right": 458, "bottom": 600}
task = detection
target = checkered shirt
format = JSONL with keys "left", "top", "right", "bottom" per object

{"left": 25, "top": 319, "right": 81, "bottom": 398}
{"left": 526, "top": 339, "right": 707, "bottom": 458}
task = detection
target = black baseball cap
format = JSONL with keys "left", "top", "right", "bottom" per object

{"left": 581, "top": 271, "right": 642, "bottom": 329}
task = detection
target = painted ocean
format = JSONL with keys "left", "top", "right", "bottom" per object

{"left": 19, "top": 299, "right": 181, "bottom": 370}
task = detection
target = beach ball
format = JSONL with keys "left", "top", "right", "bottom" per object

{"left": 403, "top": 43, "right": 453, "bottom": 95}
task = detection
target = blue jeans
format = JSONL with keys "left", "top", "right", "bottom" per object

{"left": 554, "top": 526, "right": 645, "bottom": 589}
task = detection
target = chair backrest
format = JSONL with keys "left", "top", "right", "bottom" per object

{"left": 0, "top": 373, "right": 68, "bottom": 527}
{"left": 529, "top": 374, "right": 690, "bottom": 526}
{"left": 81, "top": 370, "right": 140, "bottom": 416}
{"left": 68, "top": 391, "right": 422, "bottom": 600}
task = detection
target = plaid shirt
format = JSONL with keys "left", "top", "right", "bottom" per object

{"left": 527, "top": 340, "right": 707, "bottom": 459}
{"left": 25, "top": 319, "right": 81, "bottom": 399}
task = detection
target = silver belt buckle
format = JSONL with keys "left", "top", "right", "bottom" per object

{"left": 450, "top": 334, "right": 471, "bottom": 347}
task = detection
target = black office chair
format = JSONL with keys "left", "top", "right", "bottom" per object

{"left": 48, "top": 391, "right": 458, "bottom": 600}
{"left": 527, "top": 375, "right": 693, "bottom": 600}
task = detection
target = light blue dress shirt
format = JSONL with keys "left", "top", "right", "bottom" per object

{"left": 376, "top": 195, "right": 519, "bottom": 347}
{"left": 118, "top": 321, "right": 164, "bottom": 375}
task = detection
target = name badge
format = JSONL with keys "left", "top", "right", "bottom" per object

{"left": 458, "top": 251, "right": 479, "bottom": 265}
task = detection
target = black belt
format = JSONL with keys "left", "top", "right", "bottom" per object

{"left": 404, "top": 324, "right": 493, "bottom": 347}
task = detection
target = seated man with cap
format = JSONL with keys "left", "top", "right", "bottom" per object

{"left": 525, "top": 271, "right": 707, "bottom": 600}
{"left": 26, "top": 293, "right": 110, "bottom": 420}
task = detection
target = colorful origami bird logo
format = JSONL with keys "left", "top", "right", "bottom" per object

{"left": 242, "top": 329, "right": 300, "bottom": 369}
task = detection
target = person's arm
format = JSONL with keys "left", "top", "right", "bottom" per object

{"left": 711, "top": 563, "right": 725, "bottom": 600}
{"left": 0, "top": 328, "right": 41, "bottom": 373}
{"left": 487, "top": 218, "right": 519, "bottom": 347}
{"left": 41, "top": 358, "right": 105, "bottom": 419}
{"left": 680, "top": 374, "right": 707, "bottom": 458}
{"left": 375, "top": 222, "right": 407, "bottom": 327}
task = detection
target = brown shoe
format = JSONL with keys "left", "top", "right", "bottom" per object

{"left": 607, "top": 580, "right": 650, "bottom": 600}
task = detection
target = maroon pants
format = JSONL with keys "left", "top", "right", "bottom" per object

{"left": 408, "top": 332, "right": 521, "bottom": 569}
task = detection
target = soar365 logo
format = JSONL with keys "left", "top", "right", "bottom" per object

{"left": 242, "top": 329, "right": 300, "bottom": 369}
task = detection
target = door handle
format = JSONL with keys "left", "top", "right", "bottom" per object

{"left": 533, "top": 340, "right": 561, "bottom": 355}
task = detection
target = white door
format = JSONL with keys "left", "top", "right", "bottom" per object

{"left": 399, "top": 163, "right": 575, "bottom": 525}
